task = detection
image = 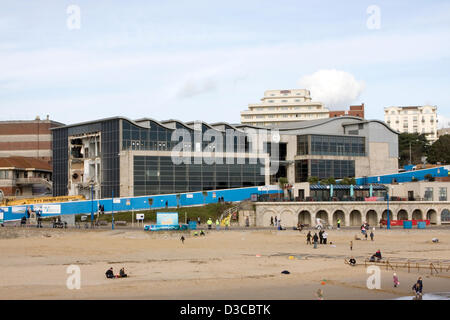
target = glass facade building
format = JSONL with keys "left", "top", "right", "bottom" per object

{"left": 52, "top": 118, "right": 266, "bottom": 198}
{"left": 297, "top": 134, "right": 365, "bottom": 156}
{"left": 133, "top": 156, "right": 264, "bottom": 196}
{"left": 294, "top": 134, "right": 364, "bottom": 182}
{"left": 295, "top": 159, "right": 355, "bottom": 182}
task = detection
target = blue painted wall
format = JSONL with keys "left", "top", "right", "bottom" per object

{"left": 354, "top": 167, "right": 448, "bottom": 185}
{"left": 2, "top": 186, "right": 281, "bottom": 222}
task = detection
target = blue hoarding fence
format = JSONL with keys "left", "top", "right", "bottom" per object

{"left": 353, "top": 166, "right": 448, "bottom": 186}
{"left": 2, "top": 186, "right": 281, "bottom": 222}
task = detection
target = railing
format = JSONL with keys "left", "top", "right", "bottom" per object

{"left": 15, "top": 178, "right": 52, "bottom": 187}
{"left": 361, "top": 258, "right": 450, "bottom": 275}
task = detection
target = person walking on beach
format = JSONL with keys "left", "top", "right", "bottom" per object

{"left": 393, "top": 273, "right": 400, "bottom": 288}
{"left": 315, "top": 289, "right": 324, "bottom": 300}
{"left": 319, "top": 230, "right": 324, "bottom": 244}
{"left": 322, "top": 231, "right": 328, "bottom": 244}
{"left": 270, "top": 216, "right": 274, "bottom": 226}
{"left": 215, "top": 219, "right": 220, "bottom": 230}
{"left": 412, "top": 277, "right": 423, "bottom": 299}
{"left": 306, "top": 231, "right": 312, "bottom": 245}
{"left": 197, "top": 216, "right": 201, "bottom": 226}
{"left": 370, "top": 228, "right": 374, "bottom": 241}
{"left": 337, "top": 218, "right": 341, "bottom": 230}
{"left": 180, "top": 236, "right": 185, "bottom": 244}
{"left": 313, "top": 233, "right": 319, "bottom": 249}
{"left": 350, "top": 240, "right": 353, "bottom": 251}
{"left": 274, "top": 216, "right": 278, "bottom": 226}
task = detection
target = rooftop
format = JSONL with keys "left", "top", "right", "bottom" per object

{"left": 0, "top": 157, "right": 52, "bottom": 171}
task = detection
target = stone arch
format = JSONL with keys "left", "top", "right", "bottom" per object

{"left": 397, "top": 209, "right": 408, "bottom": 220}
{"left": 263, "top": 210, "right": 277, "bottom": 227}
{"left": 349, "top": 210, "right": 362, "bottom": 226}
{"left": 315, "top": 210, "right": 329, "bottom": 224}
{"left": 412, "top": 209, "right": 423, "bottom": 221}
{"left": 381, "top": 210, "right": 393, "bottom": 221}
{"left": 332, "top": 210, "right": 345, "bottom": 226}
{"left": 298, "top": 210, "right": 312, "bottom": 225}
{"left": 441, "top": 209, "right": 450, "bottom": 223}
{"left": 365, "top": 209, "right": 378, "bottom": 226}
{"left": 426, "top": 209, "right": 437, "bottom": 225}
{"left": 279, "top": 209, "right": 296, "bottom": 227}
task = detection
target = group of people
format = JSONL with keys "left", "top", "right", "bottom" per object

{"left": 306, "top": 230, "right": 329, "bottom": 248}
{"left": 360, "top": 222, "right": 375, "bottom": 241}
{"left": 206, "top": 217, "right": 228, "bottom": 230}
{"left": 105, "top": 267, "right": 127, "bottom": 279}
{"left": 98, "top": 204, "right": 105, "bottom": 215}
{"left": 391, "top": 273, "right": 424, "bottom": 299}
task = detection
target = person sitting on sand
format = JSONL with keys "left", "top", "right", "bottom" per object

{"left": 375, "top": 249, "right": 382, "bottom": 260}
{"left": 105, "top": 267, "right": 114, "bottom": 279}
{"left": 200, "top": 230, "right": 205, "bottom": 236}
{"left": 348, "top": 257, "right": 356, "bottom": 266}
{"left": 119, "top": 267, "right": 127, "bottom": 278}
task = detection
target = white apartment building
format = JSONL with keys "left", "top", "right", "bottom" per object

{"left": 384, "top": 105, "right": 438, "bottom": 142}
{"left": 240, "top": 89, "right": 329, "bottom": 126}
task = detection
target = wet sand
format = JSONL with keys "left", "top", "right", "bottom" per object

{"left": 0, "top": 226, "right": 449, "bottom": 300}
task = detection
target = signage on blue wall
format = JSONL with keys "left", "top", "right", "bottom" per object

{"left": 157, "top": 212, "right": 178, "bottom": 225}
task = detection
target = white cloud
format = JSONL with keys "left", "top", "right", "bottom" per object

{"left": 297, "top": 69, "right": 365, "bottom": 109}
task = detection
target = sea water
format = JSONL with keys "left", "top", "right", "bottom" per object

{"left": 395, "top": 292, "right": 450, "bottom": 300}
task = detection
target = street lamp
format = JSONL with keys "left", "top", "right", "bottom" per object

{"left": 111, "top": 189, "right": 115, "bottom": 230}
{"left": 90, "top": 182, "right": 94, "bottom": 228}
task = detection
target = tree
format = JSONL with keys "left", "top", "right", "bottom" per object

{"left": 339, "top": 177, "right": 357, "bottom": 185}
{"left": 427, "top": 135, "right": 450, "bottom": 164}
{"left": 278, "top": 177, "right": 288, "bottom": 199}
{"left": 398, "top": 133, "right": 430, "bottom": 167}
{"left": 320, "top": 177, "right": 336, "bottom": 185}
{"left": 307, "top": 176, "right": 319, "bottom": 184}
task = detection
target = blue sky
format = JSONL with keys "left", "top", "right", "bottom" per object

{"left": 0, "top": 0, "right": 449, "bottom": 126}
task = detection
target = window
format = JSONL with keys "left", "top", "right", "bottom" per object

{"left": 308, "top": 135, "right": 365, "bottom": 156}
{"left": 424, "top": 187, "right": 433, "bottom": 201}
{"left": 439, "top": 187, "right": 447, "bottom": 201}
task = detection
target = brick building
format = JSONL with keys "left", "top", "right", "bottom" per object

{"left": 329, "top": 103, "right": 365, "bottom": 118}
{"left": 0, "top": 116, "right": 64, "bottom": 163}
{"left": 0, "top": 157, "right": 52, "bottom": 198}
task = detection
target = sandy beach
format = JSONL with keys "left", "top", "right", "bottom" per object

{"left": 1, "top": 226, "right": 449, "bottom": 300}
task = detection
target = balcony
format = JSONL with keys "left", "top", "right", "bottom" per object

{"left": 15, "top": 177, "right": 52, "bottom": 189}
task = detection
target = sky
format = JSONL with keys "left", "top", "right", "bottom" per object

{"left": 0, "top": 0, "right": 449, "bottom": 127}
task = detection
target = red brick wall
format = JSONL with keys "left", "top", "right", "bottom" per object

{"left": 0, "top": 186, "right": 19, "bottom": 196}
{"left": 0, "top": 122, "right": 56, "bottom": 135}
{"left": 0, "top": 141, "right": 51, "bottom": 150}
